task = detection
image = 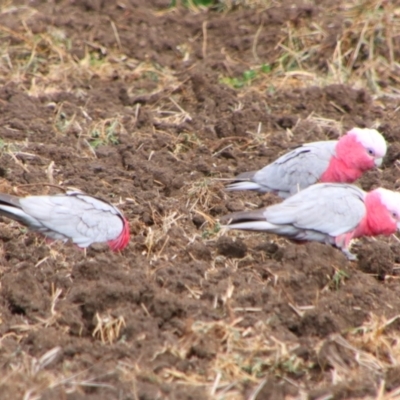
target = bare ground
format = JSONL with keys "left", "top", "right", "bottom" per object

{"left": 1, "top": 1, "right": 400, "bottom": 399}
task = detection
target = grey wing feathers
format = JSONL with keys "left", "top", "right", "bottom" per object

{"left": 70, "top": 192, "right": 122, "bottom": 216}
{"left": 222, "top": 183, "right": 366, "bottom": 238}
{"left": 253, "top": 142, "right": 337, "bottom": 194}
{"left": 69, "top": 193, "right": 124, "bottom": 244}
{"left": 227, "top": 141, "right": 337, "bottom": 196}
{"left": 18, "top": 193, "right": 123, "bottom": 246}
{"left": 265, "top": 183, "right": 366, "bottom": 236}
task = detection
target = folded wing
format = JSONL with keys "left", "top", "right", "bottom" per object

{"left": 222, "top": 183, "right": 366, "bottom": 240}
{"left": 17, "top": 192, "right": 124, "bottom": 247}
{"left": 227, "top": 141, "right": 337, "bottom": 197}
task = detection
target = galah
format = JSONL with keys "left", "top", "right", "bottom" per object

{"left": 221, "top": 183, "right": 400, "bottom": 260}
{"left": 226, "top": 128, "right": 387, "bottom": 198}
{"left": 0, "top": 191, "right": 130, "bottom": 251}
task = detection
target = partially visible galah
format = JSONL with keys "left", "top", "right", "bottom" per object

{"left": 221, "top": 183, "right": 400, "bottom": 260}
{"left": 0, "top": 191, "right": 130, "bottom": 251}
{"left": 226, "top": 128, "right": 387, "bottom": 198}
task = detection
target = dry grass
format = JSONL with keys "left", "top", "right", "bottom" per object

{"left": 310, "top": 314, "right": 400, "bottom": 399}
{"left": 143, "top": 206, "right": 186, "bottom": 264}
{"left": 137, "top": 312, "right": 400, "bottom": 399}
{"left": 218, "top": 0, "right": 400, "bottom": 95}
{"left": 2, "top": 0, "right": 398, "bottom": 98}
{"left": 184, "top": 319, "right": 310, "bottom": 380}
{"left": 117, "top": 316, "right": 313, "bottom": 400}
{"left": 93, "top": 313, "right": 126, "bottom": 344}
{"left": 0, "top": 345, "right": 116, "bottom": 400}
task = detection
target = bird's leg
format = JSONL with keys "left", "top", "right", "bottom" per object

{"left": 335, "top": 232, "right": 357, "bottom": 261}
{"left": 341, "top": 248, "right": 358, "bottom": 261}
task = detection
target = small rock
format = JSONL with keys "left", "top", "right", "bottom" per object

{"left": 187, "top": 242, "right": 212, "bottom": 261}
{"left": 192, "top": 214, "right": 205, "bottom": 228}
{"left": 216, "top": 236, "right": 247, "bottom": 258}
{"left": 357, "top": 241, "right": 394, "bottom": 279}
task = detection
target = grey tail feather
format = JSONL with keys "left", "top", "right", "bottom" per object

{"left": 234, "top": 170, "right": 257, "bottom": 180}
{"left": 0, "top": 193, "right": 22, "bottom": 209}
{"left": 222, "top": 221, "right": 275, "bottom": 231}
{"left": 0, "top": 209, "right": 28, "bottom": 225}
{"left": 225, "top": 171, "right": 262, "bottom": 191}
{"left": 0, "top": 193, "right": 28, "bottom": 224}
{"left": 226, "top": 181, "right": 263, "bottom": 191}
{"left": 219, "top": 209, "right": 267, "bottom": 225}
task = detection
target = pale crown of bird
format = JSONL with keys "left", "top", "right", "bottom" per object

{"left": 375, "top": 188, "right": 400, "bottom": 223}
{"left": 347, "top": 128, "right": 387, "bottom": 158}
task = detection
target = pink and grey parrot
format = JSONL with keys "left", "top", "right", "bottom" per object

{"left": 221, "top": 183, "right": 400, "bottom": 260}
{"left": 226, "top": 128, "right": 387, "bottom": 198}
{"left": 0, "top": 191, "right": 130, "bottom": 251}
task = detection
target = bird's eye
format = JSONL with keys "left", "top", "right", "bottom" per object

{"left": 392, "top": 211, "right": 398, "bottom": 219}
{"left": 367, "top": 149, "right": 375, "bottom": 156}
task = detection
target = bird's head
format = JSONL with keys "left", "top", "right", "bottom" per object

{"left": 346, "top": 128, "right": 387, "bottom": 168}
{"left": 373, "top": 188, "right": 400, "bottom": 232}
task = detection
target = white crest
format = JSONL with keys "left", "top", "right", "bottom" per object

{"left": 347, "top": 128, "right": 387, "bottom": 157}
{"left": 375, "top": 188, "right": 400, "bottom": 217}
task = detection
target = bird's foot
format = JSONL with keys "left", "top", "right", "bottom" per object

{"left": 342, "top": 248, "right": 358, "bottom": 261}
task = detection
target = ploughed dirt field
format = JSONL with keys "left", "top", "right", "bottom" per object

{"left": 1, "top": 0, "right": 400, "bottom": 399}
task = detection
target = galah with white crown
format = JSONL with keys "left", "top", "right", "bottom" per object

{"left": 0, "top": 191, "right": 130, "bottom": 251}
{"left": 226, "top": 128, "right": 387, "bottom": 198}
{"left": 221, "top": 183, "right": 400, "bottom": 260}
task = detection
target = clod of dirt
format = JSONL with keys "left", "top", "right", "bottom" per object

{"left": 152, "top": 350, "right": 188, "bottom": 374}
{"left": 275, "top": 115, "right": 298, "bottom": 129}
{"left": 254, "top": 242, "right": 283, "bottom": 260}
{"left": 253, "top": 378, "right": 298, "bottom": 400}
{"left": 0, "top": 166, "right": 8, "bottom": 178}
{"left": 385, "top": 365, "right": 400, "bottom": 391}
{"left": 218, "top": 149, "right": 236, "bottom": 159}
{"left": 149, "top": 293, "right": 186, "bottom": 324}
{"left": 226, "top": 200, "right": 248, "bottom": 212}
{"left": 2, "top": 270, "right": 50, "bottom": 316}
{"left": 216, "top": 236, "right": 247, "bottom": 258}
{"left": 384, "top": 142, "right": 400, "bottom": 165}
{"left": 357, "top": 169, "right": 381, "bottom": 191}
{"left": 317, "top": 336, "right": 358, "bottom": 372}
{"left": 188, "top": 336, "right": 218, "bottom": 360}
{"left": 24, "top": 327, "right": 64, "bottom": 358}
{"left": 191, "top": 213, "right": 206, "bottom": 228}
{"left": 295, "top": 310, "right": 340, "bottom": 338}
{"left": 186, "top": 242, "right": 212, "bottom": 261}
{"left": 357, "top": 241, "right": 394, "bottom": 280}
{"left": 0, "top": 224, "right": 14, "bottom": 242}
{"left": 309, "top": 383, "right": 376, "bottom": 400}
{"left": 390, "top": 243, "right": 400, "bottom": 263}
{"left": 57, "top": 302, "right": 86, "bottom": 336}
{"left": 325, "top": 84, "right": 372, "bottom": 114}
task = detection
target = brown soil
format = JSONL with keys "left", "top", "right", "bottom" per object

{"left": 1, "top": 1, "right": 400, "bottom": 399}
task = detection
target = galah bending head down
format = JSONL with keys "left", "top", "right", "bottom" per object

{"left": 221, "top": 183, "right": 400, "bottom": 260}
{"left": 0, "top": 191, "right": 130, "bottom": 251}
{"left": 226, "top": 128, "right": 387, "bottom": 198}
